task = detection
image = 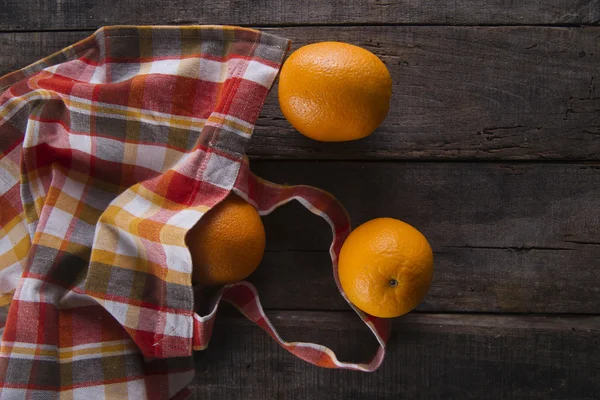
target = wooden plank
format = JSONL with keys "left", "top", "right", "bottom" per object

{"left": 192, "top": 310, "right": 600, "bottom": 399}
{"left": 251, "top": 248, "right": 600, "bottom": 313}
{"left": 258, "top": 26, "right": 600, "bottom": 160}
{"left": 1, "top": 27, "right": 599, "bottom": 160}
{"left": 2, "top": 0, "right": 599, "bottom": 31}
{"left": 237, "top": 161, "right": 600, "bottom": 313}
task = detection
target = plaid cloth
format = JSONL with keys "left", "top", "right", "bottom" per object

{"left": 0, "top": 25, "right": 390, "bottom": 398}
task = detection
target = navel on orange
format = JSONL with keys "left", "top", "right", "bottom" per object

{"left": 338, "top": 218, "right": 433, "bottom": 318}
{"left": 278, "top": 41, "right": 392, "bottom": 142}
{"left": 186, "top": 194, "right": 265, "bottom": 286}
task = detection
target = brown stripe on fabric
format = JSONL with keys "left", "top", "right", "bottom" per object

{"left": 95, "top": 112, "right": 128, "bottom": 140}
{"left": 139, "top": 35, "right": 154, "bottom": 67}
{"left": 27, "top": 248, "right": 89, "bottom": 289}
{"left": 99, "top": 353, "right": 129, "bottom": 382}
{"left": 150, "top": 29, "right": 183, "bottom": 59}
{"left": 60, "top": 360, "right": 73, "bottom": 389}
{"left": 39, "top": 98, "right": 72, "bottom": 126}
{"left": 3, "top": 357, "right": 59, "bottom": 389}
{"left": 256, "top": 33, "right": 292, "bottom": 63}
{"left": 66, "top": 107, "right": 202, "bottom": 152}
{"left": 0, "top": 107, "right": 31, "bottom": 152}
{"left": 89, "top": 250, "right": 189, "bottom": 286}
{"left": 103, "top": 31, "right": 142, "bottom": 61}
{"left": 85, "top": 261, "right": 112, "bottom": 297}
{"left": 90, "top": 261, "right": 192, "bottom": 309}
{"left": 35, "top": 235, "right": 92, "bottom": 264}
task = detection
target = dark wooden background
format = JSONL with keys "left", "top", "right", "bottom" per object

{"left": 2, "top": 1, "right": 599, "bottom": 399}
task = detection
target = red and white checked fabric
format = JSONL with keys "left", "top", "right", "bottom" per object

{"left": 0, "top": 25, "right": 390, "bottom": 398}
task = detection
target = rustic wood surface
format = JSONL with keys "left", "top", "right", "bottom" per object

{"left": 3, "top": 27, "right": 600, "bottom": 160}
{"left": 192, "top": 310, "right": 600, "bottom": 400}
{"left": 2, "top": 0, "right": 599, "bottom": 31}
{"left": 251, "top": 161, "right": 600, "bottom": 313}
{"left": 3, "top": 1, "right": 599, "bottom": 398}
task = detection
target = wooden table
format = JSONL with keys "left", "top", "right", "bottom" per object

{"left": 2, "top": 2, "right": 599, "bottom": 399}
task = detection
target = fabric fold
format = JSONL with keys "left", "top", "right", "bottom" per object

{"left": 0, "top": 25, "right": 289, "bottom": 398}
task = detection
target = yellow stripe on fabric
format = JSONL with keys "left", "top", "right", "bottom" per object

{"left": 21, "top": 196, "right": 46, "bottom": 225}
{"left": 0, "top": 342, "right": 137, "bottom": 361}
{"left": 7, "top": 346, "right": 56, "bottom": 357}
{"left": 46, "top": 190, "right": 103, "bottom": 226}
{"left": 68, "top": 98, "right": 205, "bottom": 131}
{"left": 206, "top": 114, "right": 253, "bottom": 136}
{"left": 0, "top": 96, "right": 27, "bottom": 121}
{"left": 92, "top": 249, "right": 190, "bottom": 286}
{"left": 1, "top": 214, "right": 26, "bottom": 238}
{"left": 0, "top": 236, "right": 30, "bottom": 270}
{"left": 35, "top": 233, "right": 91, "bottom": 260}
{"left": 0, "top": 292, "right": 14, "bottom": 307}
{"left": 11, "top": 236, "right": 30, "bottom": 263}
{"left": 34, "top": 232, "right": 64, "bottom": 250}
{"left": 99, "top": 204, "right": 121, "bottom": 226}
{"left": 103, "top": 205, "right": 188, "bottom": 246}
{"left": 45, "top": 186, "right": 78, "bottom": 215}
{"left": 11, "top": 91, "right": 207, "bottom": 135}
{"left": 58, "top": 342, "right": 136, "bottom": 361}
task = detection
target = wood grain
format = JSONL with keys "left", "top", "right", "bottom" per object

{"left": 256, "top": 26, "right": 600, "bottom": 161}
{"left": 240, "top": 161, "right": 600, "bottom": 314}
{"left": 2, "top": 27, "right": 599, "bottom": 160}
{"left": 251, "top": 248, "right": 600, "bottom": 313}
{"left": 192, "top": 310, "right": 600, "bottom": 399}
{"left": 2, "top": 0, "right": 599, "bottom": 31}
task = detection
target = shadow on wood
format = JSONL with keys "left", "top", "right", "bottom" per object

{"left": 193, "top": 310, "right": 600, "bottom": 400}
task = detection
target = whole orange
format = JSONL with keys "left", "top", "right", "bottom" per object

{"left": 186, "top": 194, "right": 266, "bottom": 286}
{"left": 338, "top": 218, "right": 433, "bottom": 318}
{"left": 278, "top": 41, "right": 392, "bottom": 142}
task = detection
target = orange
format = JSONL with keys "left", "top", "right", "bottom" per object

{"left": 278, "top": 41, "right": 392, "bottom": 142}
{"left": 186, "top": 194, "right": 266, "bottom": 286}
{"left": 338, "top": 218, "right": 433, "bottom": 318}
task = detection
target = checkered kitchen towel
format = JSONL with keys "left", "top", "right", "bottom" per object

{"left": 0, "top": 26, "right": 390, "bottom": 398}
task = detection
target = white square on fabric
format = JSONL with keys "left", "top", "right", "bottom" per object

{"left": 147, "top": 59, "right": 182, "bottom": 75}
{"left": 115, "top": 229, "right": 140, "bottom": 257}
{"left": 0, "top": 233, "right": 12, "bottom": 255}
{"left": 122, "top": 194, "right": 154, "bottom": 218}
{"left": 163, "top": 244, "right": 191, "bottom": 273}
{"left": 68, "top": 133, "right": 92, "bottom": 155}
{"left": 104, "top": 300, "right": 130, "bottom": 327}
{"left": 166, "top": 209, "right": 203, "bottom": 230}
{"left": 88, "top": 63, "right": 107, "bottom": 84}
{"left": 0, "top": 223, "right": 24, "bottom": 254}
{"left": 126, "top": 379, "right": 148, "bottom": 398}
{"left": 164, "top": 312, "right": 191, "bottom": 338}
{"left": 136, "top": 143, "right": 166, "bottom": 172}
{"left": 0, "top": 164, "right": 18, "bottom": 188}
{"left": 242, "top": 60, "right": 279, "bottom": 88}
{"left": 72, "top": 384, "right": 105, "bottom": 399}
{"left": 202, "top": 153, "right": 240, "bottom": 189}
{"left": 43, "top": 208, "right": 72, "bottom": 238}
{"left": 0, "top": 262, "right": 22, "bottom": 293}
{"left": 199, "top": 58, "right": 225, "bottom": 83}
{"left": 17, "top": 278, "right": 42, "bottom": 303}
{"left": 62, "top": 176, "right": 86, "bottom": 200}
